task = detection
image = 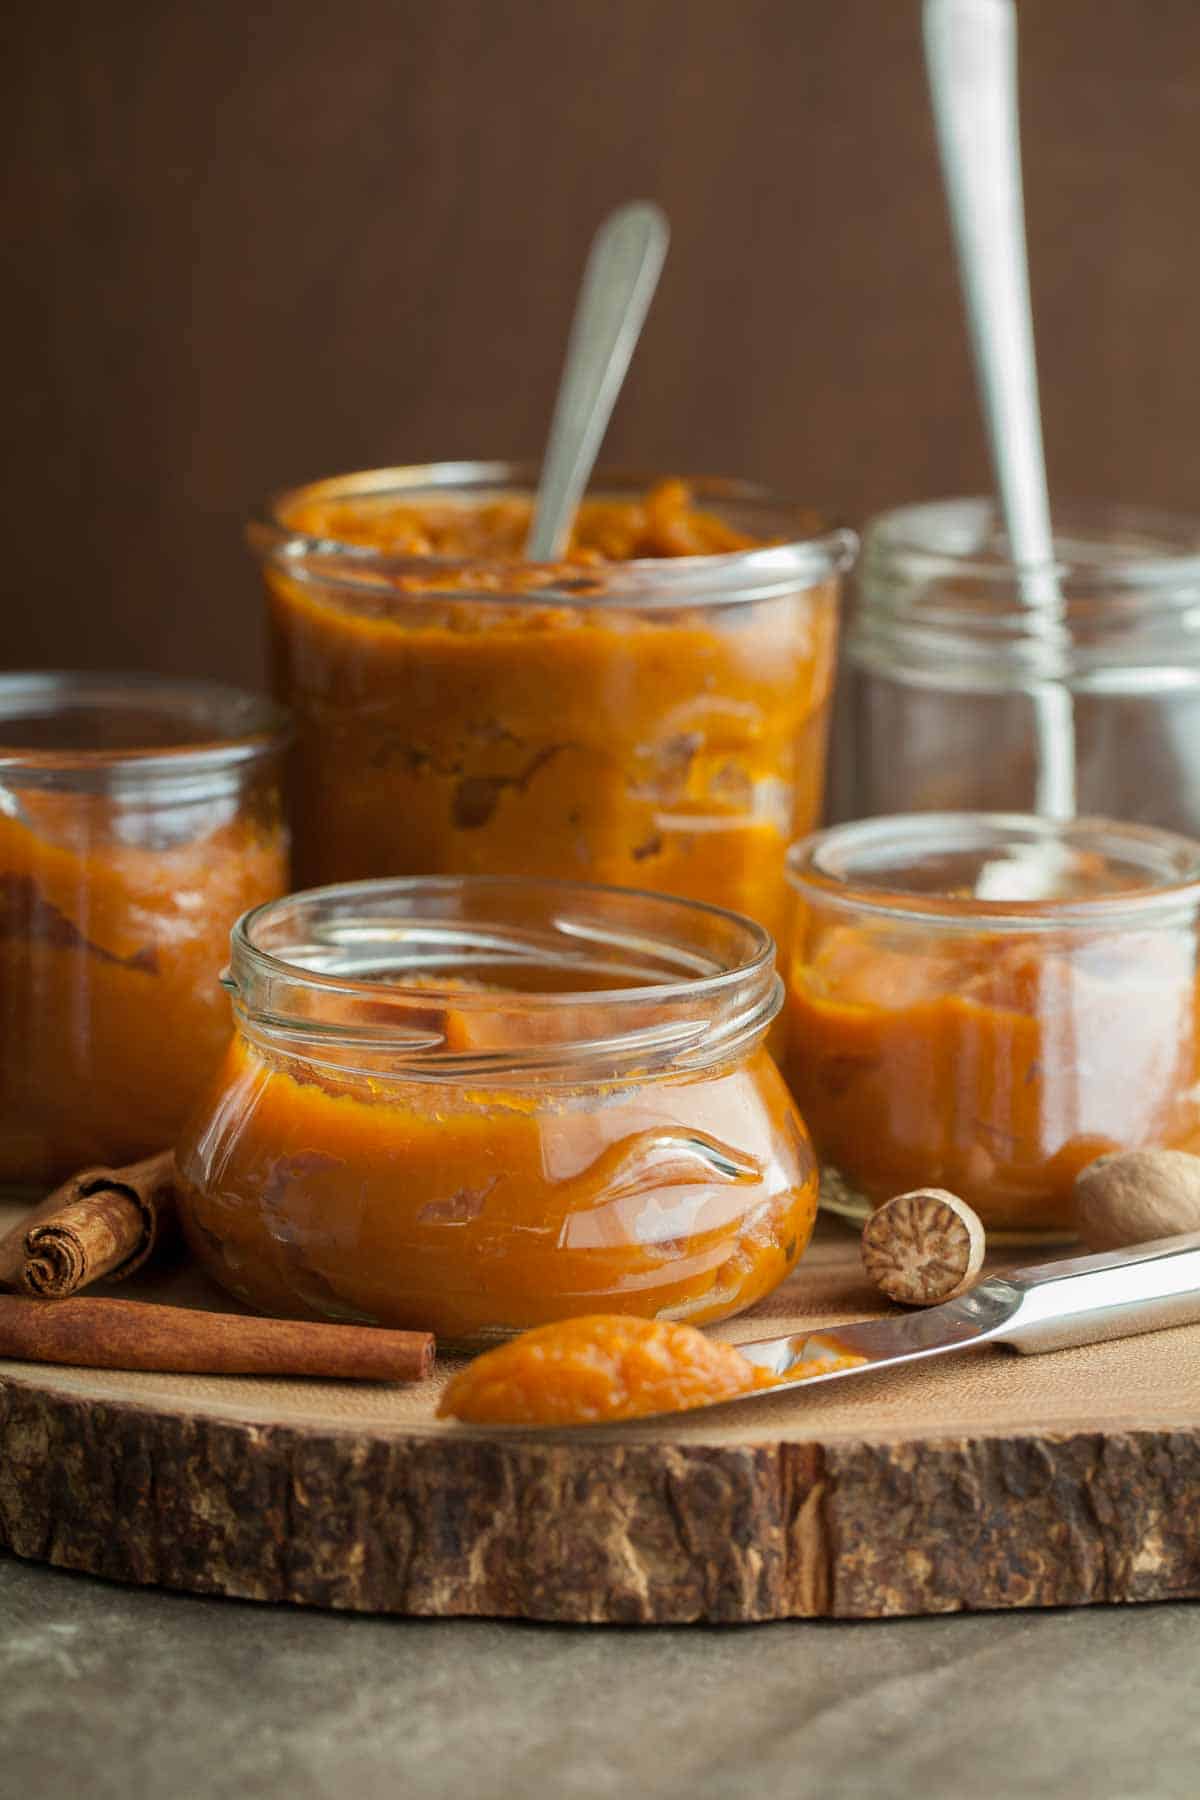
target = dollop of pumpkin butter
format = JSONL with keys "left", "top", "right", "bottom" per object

{"left": 437, "top": 1313, "right": 780, "bottom": 1426}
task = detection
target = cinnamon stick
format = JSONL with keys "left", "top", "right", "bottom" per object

{"left": 0, "top": 1296, "right": 434, "bottom": 1382}
{"left": 0, "top": 1150, "right": 176, "bottom": 1297}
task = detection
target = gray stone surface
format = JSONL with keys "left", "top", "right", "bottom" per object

{"left": 0, "top": 1552, "right": 1196, "bottom": 1800}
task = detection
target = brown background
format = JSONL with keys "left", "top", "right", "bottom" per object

{"left": 3, "top": 0, "right": 1197, "bottom": 689}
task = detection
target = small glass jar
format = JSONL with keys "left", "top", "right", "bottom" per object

{"left": 782, "top": 812, "right": 1200, "bottom": 1240}
{"left": 250, "top": 463, "right": 856, "bottom": 951}
{"left": 841, "top": 498, "right": 1200, "bottom": 830}
{"left": 0, "top": 673, "right": 290, "bottom": 1190}
{"left": 175, "top": 876, "right": 818, "bottom": 1346}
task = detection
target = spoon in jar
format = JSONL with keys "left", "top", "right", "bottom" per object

{"left": 924, "top": 0, "right": 1077, "bottom": 897}
{"left": 525, "top": 201, "right": 670, "bottom": 562}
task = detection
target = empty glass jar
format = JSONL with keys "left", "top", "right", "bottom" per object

{"left": 841, "top": 498, "right": 1200, "bottom": 832}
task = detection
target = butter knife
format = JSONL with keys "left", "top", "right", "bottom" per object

{"left": 731, "top": 1232, "right": 1200, "bottom": 1399}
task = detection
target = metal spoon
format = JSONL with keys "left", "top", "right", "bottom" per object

{"left": 923, "top": 0, "right": 1077, "bottom": 848}
{"left": 525, "top": 201, "right": 669, "bottom": 562}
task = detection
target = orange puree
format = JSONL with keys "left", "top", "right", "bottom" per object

{"left": 0, "top": 800, "right": 286, "bottom": 1186}
{"left": 287, "top": 478, "right": 759, "bottom": 567}
{"left": 175, "top": 1034, "right": 818, "bottom": 1345}
{"left": 262, "top": 477, "right": 841, "bottom": 946}
{"left": 784, "top": 923, "right": 1200, "bottom": 1234}
{"left": 438, "top": 1315, "right": 779, "bottom": 1426}
{"left": 0, "top": 688, "right": 287, "bottom": 1187}
{"left": 439, "top": 1315, "right": 869, "bottom": 1425}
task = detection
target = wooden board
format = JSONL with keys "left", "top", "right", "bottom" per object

{"left": 0, "top": 1201, "right": 1197, "bottom": 1624}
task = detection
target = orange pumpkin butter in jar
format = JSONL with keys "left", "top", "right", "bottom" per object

{"left": 783, "top": 813, "right": 1200, "bottom": 1238}
{"left": 175, "top": 877, "right": 818, "bottom": 1345}
{"left": 0, "top": 674, "right": 289, "bottom": 1189}
{"left": 251, "top": 465, "right": 855, "bottom": 948}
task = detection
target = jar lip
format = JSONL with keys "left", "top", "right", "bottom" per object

{"left": 786, "top": 812, "right": 1200, "bottom": 930}
{"left": 0, "top": 671, "right": 291, "bottom": 774}
{"left": 249, "top": 460, "right": 858, "bottom": 607}
{"left": 862, "top": 496, "right": 1200, "bottom": 586}
{"left": 228, "top": 874, "right": 780, "bottom": 1078}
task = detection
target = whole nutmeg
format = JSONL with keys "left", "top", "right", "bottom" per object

{"left": 1074, "top": 1149, "right": 1200, "bottom": 1251}
{"left": 861, "top": 1188, "right": 986, "bottom": 1306}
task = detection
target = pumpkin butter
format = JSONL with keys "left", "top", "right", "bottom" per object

{"left": 438, "top": 1313, "right": 866, "bottom": 1427}
{"left": 0, "top": 677, "right": 288, "bottom": 1187}
{"left": 438, "top": 1314, "right": 780, "bottom": 1426}
{"left": 256, "top": 468, "right": 852, "bottom": 947}
{"left": 174, "top": 877, "right": 819, "bottom": 1344}
{"left": 784, "top": 815, "right": 1200, "bottom": 1236}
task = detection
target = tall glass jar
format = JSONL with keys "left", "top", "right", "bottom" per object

{"left": 0, "top": 673, "right": 290, "bottom": 1189}
{"left": 841, "top": 499, "right": 1200, "bottom": 831}
{"left": 175, "top": 875, "right": 818, "bottom": 1346}
{"left": 250, "top": 463, "right": 856, "bottom": 950}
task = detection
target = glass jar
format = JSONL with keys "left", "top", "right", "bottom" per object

{"left": 0, "top": 673, "right": 290, "bottom": 1190}
{"left": 250, "top": 463, "right": 856, "bottom": 950}
{"left": 841, "top": 498, "right": 1200, "bottom": 831}
{"left": 175, "top": 875, "right": 818, "bottom": 1346}
{"left": 782, "top": 812, "right": 1200, "bottom": 1239}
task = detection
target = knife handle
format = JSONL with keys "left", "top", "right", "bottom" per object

{"left": 993, "top": 1231, "right": 1200, "bottom": 1354}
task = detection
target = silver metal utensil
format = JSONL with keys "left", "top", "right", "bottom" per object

{"left": 729, "top": 1232, "right": 1200, "bottom": 1405}
{"left": 537, "top": 1236, "right": 1200, "bottom": 1428}
{"left": 923, "top": 0, "right": 1076, "bottom": 829}
{"left": 525, "top": 200, "right": 669, "bottom": 562}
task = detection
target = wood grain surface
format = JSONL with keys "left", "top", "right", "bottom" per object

{"left": 3, "top": 1, "right": 1200, "bottom": 685}
{"left": 1, "top": 1205, "right": 1196, "bottom": 1623}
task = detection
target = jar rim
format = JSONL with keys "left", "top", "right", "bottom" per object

{"left": 227, "top": 873, "right": 781, "bottom": 1081}
{"left": 786, "top": 812, "right": 1200, "bottom": 930}
{"left": 862, "top": 496, "right": 1200, "bottom": 586}
{"left": 0, "top": 671, "right": 291, "bottom": 776}
{"left": 248, "top": 460, "right": 858, "bottom": 609}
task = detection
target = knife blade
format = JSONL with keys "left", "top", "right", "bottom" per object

{"left": 727, "top": 1229, "right": 1200, "bottom": 1403}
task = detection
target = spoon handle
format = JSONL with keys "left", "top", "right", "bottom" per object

{"left": 923, "top": 0, "right": 1076, "bottom": 818}
{"left": 526, "top": 201, "right": 669, "bottom": 562}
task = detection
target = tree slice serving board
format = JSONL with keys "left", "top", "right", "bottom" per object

{"left": 0, "top": 1201, "right": 1197, "bottom": 1624}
